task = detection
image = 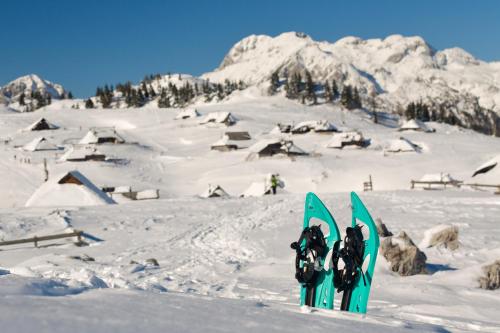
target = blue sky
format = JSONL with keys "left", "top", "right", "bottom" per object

{"left": 1, "top": 0, "right": 498, "bottom": 97}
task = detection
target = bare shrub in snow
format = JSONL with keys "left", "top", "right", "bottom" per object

{"left": 420, "top": 224, "right": 459, "bottom": 250}
{"left": 380, "top": 231, "right": 427, "bottom": 276}
{"left": 478, "top": 260, "right": 500, "bottom": 290}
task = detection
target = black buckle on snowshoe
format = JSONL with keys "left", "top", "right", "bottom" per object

{"left": 291, "top": 225, "right": 326, "bottom": 285}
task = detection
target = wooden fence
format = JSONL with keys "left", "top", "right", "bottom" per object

{"left": 411, "top": 181, "right": 500, "bottom": 194}
{"left": 363, "top": 175, "right": 373, "bottom": 192}
{"left": 0, "top": 230, "right": 83, "bottom": 248}
{"left": 410, "top": 180, "right": 463, "bottom": 190}
{"left": 462, "top": 183, "right": 500, "bottom": 194}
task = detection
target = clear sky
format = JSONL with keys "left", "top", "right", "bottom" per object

{"left": 1, "top": 0, "right": 498, "bottom": 97}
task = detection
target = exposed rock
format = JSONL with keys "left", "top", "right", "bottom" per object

{"left": 129, "top": 258, "right": 160, "bottom": 272}
{"left": 375, "top": 218, "right": 393, "bottom": 237}
{"left": 69, "top": 254, "right": 95, "bottom": 262}
{"left": 420, "top": 224, "right": 459, "bottom": 250}
{"left": 146, "top": 258, "right": 160, "bottom": 267}
{"left": 478, "top": 260, "right": 500, "bottom": 290}
{"left": 380, "top": 231, "right": 427, "bottom": 276}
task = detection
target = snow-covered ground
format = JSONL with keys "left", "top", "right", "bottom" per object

{"left": 0, "top": 93, "right": 499, "bottom": 332}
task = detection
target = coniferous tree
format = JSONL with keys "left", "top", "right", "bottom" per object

{"left": 68, "top": 91, "right": 73, "bottom": 99}
{"left": 85, "top": 98, "right": 95, "bottom": 109}
{"left": 19, "top": 92, "right": 26, "bottom": 106}
{"left": 405, "top": 102, "right": 416, "bottom": 120}
{"left": 129, "top": 89, "right": 139, "bottom": 107}
{"left": 149, "top": 85, "right": 156, "bottom": 98}
{"left": 268, "top": 71, "right": 280, "bottom": 95}
{"left": 99, "top": 85, "right": 113, "bottom": 108}
{"left": 324, "top": 81, "right": 333, "bottom": 103}
{"left": 331, "top": 80, "right": 339, "bottom": 100}
{"left": 158, "top": 88, "right": 171, "bottom": 108}
{"left": 340, "top": 85, "right": 353, "bottom": 109}
{"left": 286, "top": 72, "right": 302, "bottom": 99}
{"left": 352, "top": 87, "right": 362, "bottom": 109}
{"left": 305, "top": 71, "right": 315, "bottom": 103}
{"left": 216, "top": 83, "right": 224, "bottom": 101}
{"left": 138, "top": 89, "right": 145, "bottom": 106}
{"left": 224, "top": 79, "right": 232, "bottom": 96}
{"left": 32, "top": 91, "right": 46, "bottom": 109}
{"left": 369, "top": 91, "right": 378, "bottom": 124}
{"left": 421, "top": 103, "right": 430, "bottom": 122}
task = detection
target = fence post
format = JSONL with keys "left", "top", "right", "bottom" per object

{"left": 34, "top": 236, "right": 38, "bottom": 248}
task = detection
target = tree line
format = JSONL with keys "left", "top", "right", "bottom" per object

{"left": 403, "top": 100, "right": 500, "bottom": 136}
{"left": 268, "top": 70, "right": 362, "bottom": 110}
{"left": 85, "top": 73, "right": 246, "bottom": 109}
{"left": 18, "top": 90, "right": 73, "bottom": 111}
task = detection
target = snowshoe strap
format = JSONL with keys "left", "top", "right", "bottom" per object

{"left": 332, "top": 225, "right": 365, "bottom": 298}
{"left": 290, "top": 225, "right": 326, "bottom": 285}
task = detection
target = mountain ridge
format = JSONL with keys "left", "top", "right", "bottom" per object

{"left": 203, "top": 32, "right": 499, "bottom": 114}
{"left": 2, "top": 32, "right": 499, "bottom": 137}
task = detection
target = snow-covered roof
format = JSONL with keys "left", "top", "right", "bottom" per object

{"left": 248, "top": 138, "right": 280, "bottom": 153}
{"left": 200, "top": 185, "right": 229, "bottom": 198}
{"left": 23, "top": 118, "right": 59, "bottom": 131}
{"left": 79, "top": 128, "right": 125, "bottom": 144}
{"left": 225, "top": 131, "right": 251, "bottom": 141}
{"left": 175, "top": 108, "right": 200, "bottom": 120}
{"left": 292, "top": 120, "right": 338, "bottom": 133}
{"left": 22, "top": 137, "right": 58, "bottom": 152}
{"left": 241, "top": 182, "right": 271, "bottom": 197}
{"left": 326, "top": 131, "right": 365, "bottom": 149}
{"left": 211, "top": 132, "right": 252, "bottom": 150}
{"left": 270, "top": 124, "right": 292, "bottom": 134}
{"left": 472, "top": 155, "right": 500, "bottom": 177}
{"left": 25, "top": 170, "right": 116, "bottom": 207}
{"left": 59, "top": 145, "right": 106, "bottom": 162}
{"left": 199, "top": 112, "right": 237, "bottom": 125}
{"left": 247, "top": 138, "right": 307, "bottom": 160}
{"left": 419, "top": 173, "right": 459, "bottom": 183}
{"left": 248, "top": 138, "right": 307, "bottom": 156}
{"left": 113, "top": 186, "right": 132, "bottom": 193}
{"left": 399, "top": 119, "right": 434, "bottom": 133}
{"left": 385, "top": 137, "right": 420, "bottom": 153}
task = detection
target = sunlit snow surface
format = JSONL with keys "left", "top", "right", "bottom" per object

{"left": 0, "top": 96, "right": 499, "bottom": 332}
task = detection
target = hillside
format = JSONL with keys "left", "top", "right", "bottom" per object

{"left": 0, "top": 74, "right": 67, "bottom": 112}
{"left": 201, "top": 32, "right": 500, "bottom": 135}
{"left": 3, "top": 33, "right": 500, "bottom": 135}
{"left": 204, "top": 32, "right": 500, "bottom": 114}
{"left": 0, "top": 93, "right": 500, "bottom": 209}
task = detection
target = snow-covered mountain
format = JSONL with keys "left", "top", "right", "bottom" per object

{"left": 203, "top": 32, "right": 500, "bottom": 116}
{"left": 0, "top": 74, "right": 67, "bottom": 111}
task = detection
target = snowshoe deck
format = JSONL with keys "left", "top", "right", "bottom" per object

{"left": 299, "top": 192, "right": 341, "bottom": 309}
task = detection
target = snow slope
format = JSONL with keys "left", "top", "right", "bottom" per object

{"left": 0, "top": 74, "right": 66, "bottom": 109}
{"left": 0, "top": 94, "right": 499, "bottom": 208}
{"left": 0, "top": 92, "right": 499, "bottom": 332}
{"left": 0, "top": 191, "right": 499, "bottom": 332}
